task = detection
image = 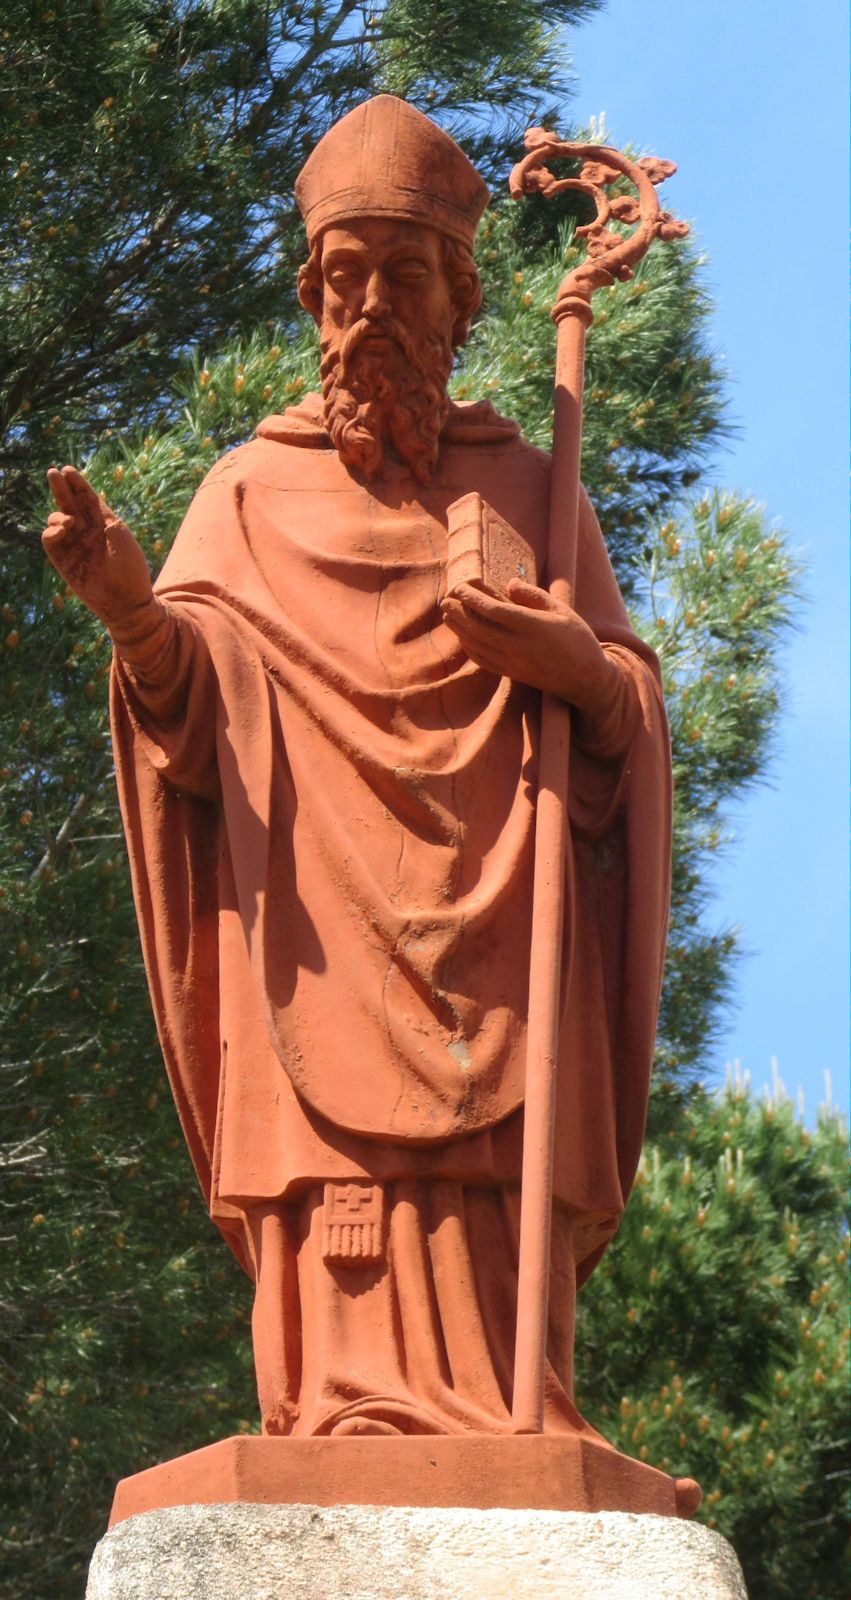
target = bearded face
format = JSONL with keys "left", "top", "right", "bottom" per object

{"left": 299, "top": 219, "right": 474, "bottom": 485}
{"left": 320, "top": 311, "right": 453, "bottom": 484}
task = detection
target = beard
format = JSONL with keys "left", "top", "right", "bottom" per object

{"left": 320, "top": 315, "right": 454, "bottom": 484}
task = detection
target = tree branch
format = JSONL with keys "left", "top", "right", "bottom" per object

{"left": 245, "top": 0, "right": 362, "bottom": 140}
{"left": 1, "top": 204, "right": 182, "bottom": 428}
{"left": 29, "top": 761, "right": 112, "bottom": 885}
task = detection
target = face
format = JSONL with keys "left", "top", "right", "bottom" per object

{"left": 314, "top": 217, "right": 457, "bottom": 484}
{"left": 319, "top": 218, "right": 454, "bottom": 344}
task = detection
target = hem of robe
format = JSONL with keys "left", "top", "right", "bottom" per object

{"left": 247, "top": 1181, "right": 606, "bottom": 1439}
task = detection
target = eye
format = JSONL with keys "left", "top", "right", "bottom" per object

{"left": 325, "top": 261, "right": 363, "bottom": 290}
{"left": 391, "top": 258, "right": 430, "bottom": 284}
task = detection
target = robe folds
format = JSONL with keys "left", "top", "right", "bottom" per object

{"left": 111, "top": 397, "right": 671, "bottom": 1310}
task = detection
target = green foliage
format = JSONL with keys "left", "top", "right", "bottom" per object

{"left": 0, "top": 0, "right": 596, "bottom": 546}
{"left": 0, "top": 6, "right": 831, "bottom": 1599}
{"left": 458, "top": 205, "right": 726, "bottom": 584}
{"left": 456, "top": 202, "right": 800, "bottom": 1083}
{"left": 375, "top": 0, "right": 599, "bottom": 126}
{"left": 0, "top": 542, "right": 256, "bottom": 1594}
{"left": 576, "top": 1077, "right": 850, "bottom": 1600}
{"left": 5, "top": 1106, "right": 254, "bottom": 1595}
{"left": 0, "top": 7, "right": 601, "bottom": 1594}
{"left": 646, "top": 495, "right": 801, "bottom": 1086}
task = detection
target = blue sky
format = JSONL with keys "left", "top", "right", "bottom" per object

{"left": 569, "top": 1, "right": 848, "bottom": 1118}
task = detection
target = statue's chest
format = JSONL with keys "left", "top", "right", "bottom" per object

{"left": 243, "top": 442, "right": 549, "bottom": 569}
{"left": 246, "top": 474, "right": 453, "bottom": 564}
{"left": 239, "top": 448, "right": 549, "bottom": 690}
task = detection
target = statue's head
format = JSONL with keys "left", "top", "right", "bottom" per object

{"left": 295, "top": 96, "right": 488, "bottom": 483}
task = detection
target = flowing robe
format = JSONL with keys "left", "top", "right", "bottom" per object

{"left": 111, "top": 397, "right": 671, "bottom": 1435}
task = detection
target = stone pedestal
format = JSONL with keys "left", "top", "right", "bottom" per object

{"left": 87, "top": 1503, "right": 748, "bottom": 1599}
{"left": 106, "top": 1435, "right": 700, "bottom": 1525}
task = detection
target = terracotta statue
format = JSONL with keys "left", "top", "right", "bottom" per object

{"left": 43, "top": 98, "right": 671, "bottom": 1456}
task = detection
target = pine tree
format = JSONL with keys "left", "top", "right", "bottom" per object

{"left": 457, "top": 197, "right": 801, "bottom": 1103}
{"left": 0, "top": 5, "right": 818, "bottom": 1598}
{"left": 0, "top": 0, "right": 602, "bottom": 546}
{"left": 0, "top": 7, "right": 610, "bottom": 1595}
{"left": 575, "top": 1074, "right": 849, "bottom": 1600}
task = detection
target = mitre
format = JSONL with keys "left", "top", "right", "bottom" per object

{"left": 295, "top": 94, "right": 489, "bottom": 249}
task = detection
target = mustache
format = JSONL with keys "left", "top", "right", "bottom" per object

{"left": 335, "top": 317, "right": 421, "bottom": 378}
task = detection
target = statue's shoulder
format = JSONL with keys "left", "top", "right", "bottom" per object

{"left": 255, "top": 390, "right": 330, "bottom": 448}
{"left": 442, "top": 402, "right": 551, "bottom": 503}
{"left": 190, "top": 403, "right": 332, "bottom": 498}
{"left": 442, "top": 398, "right": 524, "bottom": 447}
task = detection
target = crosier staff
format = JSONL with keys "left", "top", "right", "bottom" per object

{"left": 509, "top": 129, "right": 689, "bottom": 1435}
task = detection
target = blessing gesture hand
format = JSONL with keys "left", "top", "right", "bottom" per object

{"left": 42, "top": 466, "right": 154, "bottom": 630}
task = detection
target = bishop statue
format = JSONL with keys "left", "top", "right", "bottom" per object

{"left": 43, "top": 96, "right": 671, "bottom": 1452}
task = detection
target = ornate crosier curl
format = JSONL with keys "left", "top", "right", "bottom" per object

{"left": 509, "top": 127, "right": 689, "bottom": 326}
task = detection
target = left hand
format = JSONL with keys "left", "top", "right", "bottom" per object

{"left": 440, "top": 578, "right": 621, "bottom": 721}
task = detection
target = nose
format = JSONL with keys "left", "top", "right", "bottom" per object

{"left": 363, "top": 268, "right": 390, "bottom": 320}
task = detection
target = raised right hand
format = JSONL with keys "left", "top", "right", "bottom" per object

{"left": 43, "top": 465, "right": 154, "bottom": 629}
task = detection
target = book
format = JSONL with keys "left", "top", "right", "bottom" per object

{"left": 444, "top": 492, "right": 538, "bottom": 601}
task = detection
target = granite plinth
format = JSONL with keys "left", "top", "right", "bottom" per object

{"left": 87, "top": 1503, "right": 749, "bottom": 1599}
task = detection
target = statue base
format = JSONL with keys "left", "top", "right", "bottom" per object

{"left": 88, "top": 1503, "right": 748, "bottom": 1599}
{"left": 109, "top": 1434, "right": 700, "bottom": 1526}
